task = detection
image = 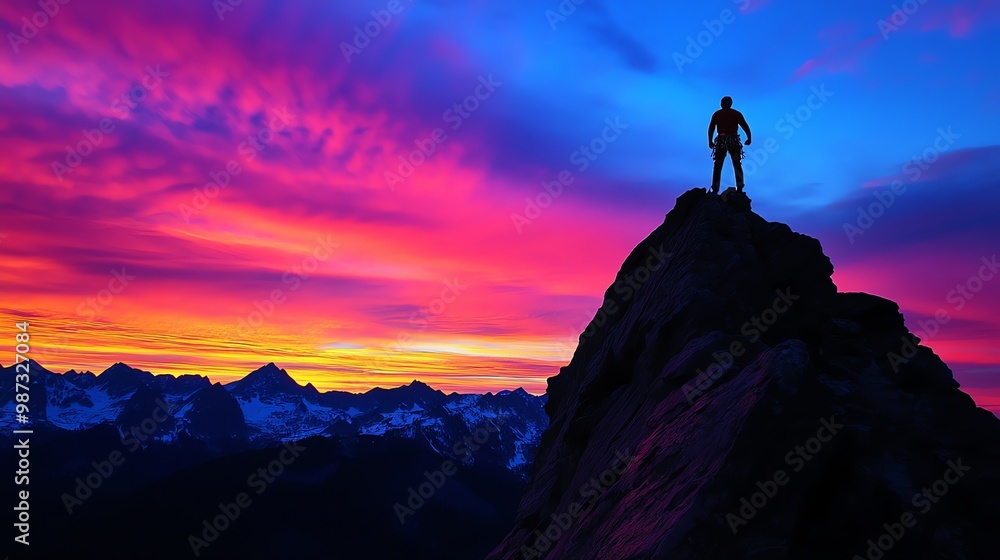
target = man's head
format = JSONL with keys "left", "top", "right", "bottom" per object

{"left": 720, "top": 96, "right": 733, "bottom": 109}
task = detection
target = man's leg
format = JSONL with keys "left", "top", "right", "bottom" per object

{"left": 730, "top": 143, "right": 745, "bottom": 191}
{"left": 711, "top": 147, "right": 724, "bottom": 194}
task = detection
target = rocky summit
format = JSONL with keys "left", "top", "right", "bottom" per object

{"left": 488, "top": 187, "right": 1000, "bottom": 560}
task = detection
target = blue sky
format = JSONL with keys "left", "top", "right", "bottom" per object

{"left": 1, "top": 0, "right": 998, "bottom": 409}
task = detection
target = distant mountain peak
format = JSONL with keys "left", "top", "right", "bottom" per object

{"left": 228, "top": 362, "right": 312, "bottom": 398}
{"left": 400, "top": 379, "right": 446, "bottom": 399}
{"left": 406, "top": 379, "right": 436, "bottom": 391}
{"left": 2, "top": 358, "right": 549, "bottom": 481}
{"left": 99, "top": 362, "right": 150, "bottom": 376}
{"left": 94, "top": 362, "right": 154, "bottom": 394}
{"left": 246, "top": 362, "right": 291, "bottom": 379}
{"left": 3, "top": 358, "right": 50, "bottom": 373}
{"left": 253, "top": 362, "right": 282, "bottom": 374}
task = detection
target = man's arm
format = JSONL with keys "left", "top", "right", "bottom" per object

{"left": 708, "top": 114, "right": 716, "bottom": 148}
{"left": 739, "top": 114, "right": 752, "bottom": 145}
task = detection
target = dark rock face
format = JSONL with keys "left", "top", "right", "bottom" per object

{"left": 183, "top": 382, "right": 248, "bottom": 446}
{"left": 115, "top": 382, "right": 173, "bottom": 435}
{"left": 488, "top": 188, "right": 1000, "bottom": 560}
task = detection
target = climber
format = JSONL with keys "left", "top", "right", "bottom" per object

{"left": 708, "top": 96, "right": 752, "bottom": 195}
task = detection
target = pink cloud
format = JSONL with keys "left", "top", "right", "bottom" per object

{"left": 790, "top": 35, "right": 880, "bottom": 83}
{"left": 0, "top": 0, "right": 662, "bottom": 392}
{"left": 918, "top": 1, "right": 999, "bottom": 38}
{"left": 737, "top": 0, "right": 772, "bottom": 15}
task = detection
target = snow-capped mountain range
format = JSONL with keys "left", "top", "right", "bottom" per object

{"left": 0, "top": 360, "right": 547, "bottom": 475}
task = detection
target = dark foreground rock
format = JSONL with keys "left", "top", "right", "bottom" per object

{"left": 487, "top": 188, "right": 1000, "bottom": 560}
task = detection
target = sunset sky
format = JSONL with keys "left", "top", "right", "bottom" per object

{"left": 1, "top": 0, "right": 998, "bottom": 412}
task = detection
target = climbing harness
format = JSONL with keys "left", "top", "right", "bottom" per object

{"left": 712, "top": 134, "right": 745, "bottom": 161}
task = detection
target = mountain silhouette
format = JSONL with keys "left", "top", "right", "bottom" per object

{"left": 97, "top": 362, "right": 156, "bottom": 396}
{"left": 0, "top": 361, "right": 548, "bottom": 559}
{"left": 488, "top": 188, "right": 1000, "bottom": 560}
{"left": 227, "top": 362, "right": 320, "bottom": 399}
{"left": 0, "top": 360, "right": 547, "bottom": 473}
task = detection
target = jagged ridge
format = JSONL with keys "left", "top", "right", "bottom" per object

{"left": 488, "top": 188, "right": 1000, "bottom": 560}
{"left": 0, "top": 359, "right": 548, "bottom": 477}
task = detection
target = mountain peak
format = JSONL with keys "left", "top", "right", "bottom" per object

{"left": 488, "top": 187, "right": 1000, "bottom": 559}
{"left": 247, "top": 362, "right": 288, "bottom": 378}
{"left": 99, "top": 362, "right": 149, "bottom": 375}
{"left": 717, "top": 186, "right": 752, "bottom": 211}
{"left": 404, "top": 379, "right": 445, "bottom": 396}
{"left": 1, "top": 358, "right": 40, "bottom": 369}
{"left": 97, "top": 362, "right": 152, "bottom": 380}
{"left": 228, "top": 362, "right": 310, "bottom": 397}
{"left": 93, "top": 362, "right": 154, "bottom": 396}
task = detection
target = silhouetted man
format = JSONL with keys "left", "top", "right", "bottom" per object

{"left": 708, "top": 96, "right": 752, "bottom": 194}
